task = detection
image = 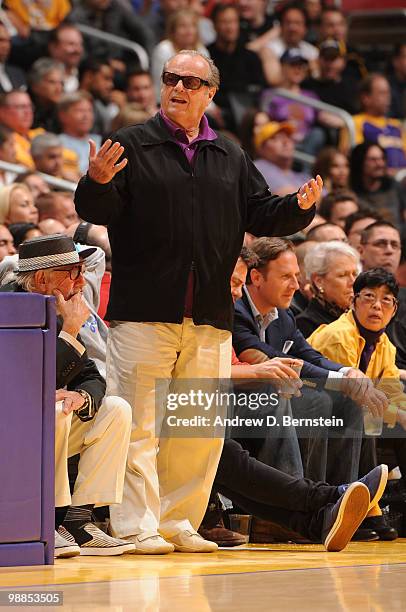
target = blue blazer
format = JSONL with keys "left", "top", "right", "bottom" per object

{"left": 233, "top": 291, "right": 343, "bottom": 388}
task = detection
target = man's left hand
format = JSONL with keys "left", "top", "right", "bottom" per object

{"left": 297, "top": 175, "right": 323, "bottom": 209}
{"left": 56, "top": 389, "right": 86, "bottom": 415}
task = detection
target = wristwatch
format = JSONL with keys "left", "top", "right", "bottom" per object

{"left": 75, "top": 389, "right": 96, "bottom": 422}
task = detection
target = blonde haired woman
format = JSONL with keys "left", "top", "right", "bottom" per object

{"left": 151, "top": 8, "right": 210, "bottom": 99}
{"left": 0, "top": 183, "right": 38, "bottom": 225}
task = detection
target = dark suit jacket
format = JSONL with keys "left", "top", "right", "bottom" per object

{"left": 0, "top": 63, "right": 27, "bottom": 93}
{"left": 0, "top": 282, "right": 106, "bottom": 410}
{"left": 233, "top": 290, "right": 343, "bottom": 388}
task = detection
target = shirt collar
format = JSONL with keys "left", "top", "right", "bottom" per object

{"left": 160, "top": 109, "right": 216, "bottom": 144}
{"left": 244, "top": 286, "right": 278, "bottom": 329}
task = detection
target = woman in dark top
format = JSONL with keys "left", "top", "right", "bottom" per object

{"left": 296, "top": 241, "right": 360, "bottom": 337}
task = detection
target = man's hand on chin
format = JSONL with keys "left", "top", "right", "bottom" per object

{"left": 297, "top": 175, "right": 323, "bottom": 209}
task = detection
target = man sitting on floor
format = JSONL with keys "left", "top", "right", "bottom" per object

{"left": 0, "top": 234, "right": 135, "bottom": 557}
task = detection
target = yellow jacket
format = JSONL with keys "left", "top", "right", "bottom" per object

{"left": 308, "top": 310, "right": 406, "bottom": 427}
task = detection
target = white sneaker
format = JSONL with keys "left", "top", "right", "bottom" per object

{"left": 122, "top": 533, "right": 174, "bottom": 555}
{"left": 64, "top": 523, "right": 136, "bottom": 556}
{"left": 169, "top": 530, "right": 219, "bottom": 553}
{"left": 55, "top": 527, "right": 80, "bottom": 558}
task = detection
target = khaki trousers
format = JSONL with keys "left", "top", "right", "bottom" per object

{"left": 107, "top": 319, "right": 232, "bottom": 539}
{"left": 55, "top": 396, "right": 132, "bottom": 508}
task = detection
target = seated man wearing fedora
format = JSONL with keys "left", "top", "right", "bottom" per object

{"left": 1, "top": 234, "right": 135, "bottom": 557}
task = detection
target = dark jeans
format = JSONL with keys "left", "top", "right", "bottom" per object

{"left": 214, "top": 438, "right": 340, "bottom": 541}
{"left": 291, "top": 389, "right": 365, "bottom": 485}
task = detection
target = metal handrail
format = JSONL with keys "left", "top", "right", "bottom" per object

{"left": 261, "top": 88, "right": 356, "bottom": 149}
{"left": 76, "top": 23, "right": 149, "bottom": 71}
{"left": 0, "top": 160, "right": 77, "bottom": 191}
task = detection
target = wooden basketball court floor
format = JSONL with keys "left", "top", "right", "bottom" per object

{"left": 1, "top": 541, "right": 406, "bottom": 610}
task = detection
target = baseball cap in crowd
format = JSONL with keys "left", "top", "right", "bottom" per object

{"left": 319, "top": 39, "right": 346, "bottom": 60}
{"left": 17, "top": 234, "right": 96, "bottom": 272}
{"left": 280, "top": 48, "right": 308, "bottom": 65}
{"left": 255, "top": 122, "right": 295, "bottom": 150}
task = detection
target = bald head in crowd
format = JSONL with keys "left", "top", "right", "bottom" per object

{"left": 35, "top": 191, "right": 79, "bottom": 228}
{"left": 306, "top": 222, "right": 347, "bottom": 242}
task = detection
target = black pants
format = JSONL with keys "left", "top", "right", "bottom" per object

{"left": 214, "top": 439, "right": 340, "bottom": 541}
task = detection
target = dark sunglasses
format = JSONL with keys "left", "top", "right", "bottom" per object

{"left": 162, "top": 71, "right": 210, "bottom": 90}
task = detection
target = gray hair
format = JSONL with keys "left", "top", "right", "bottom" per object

{"left": 57, "top": 90, "right": 93, "bottom": 113}
{"left": 13, "top": 270, "right": 37, "bottom": 292}
{"left": 28, "top": 58, "right": 64, "bottom": 87}
{"left": 304, "top": 241, "right": 361, "bottom": 280}
{"left": 31, "top": 132, "right": 62, "bottom": 158}
{"left": 164, "top": 50, "right": 220, "bottom": 90}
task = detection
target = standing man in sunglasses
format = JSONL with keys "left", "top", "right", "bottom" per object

{"left": 74, "top": 50, "right": 324, "bottom": 554}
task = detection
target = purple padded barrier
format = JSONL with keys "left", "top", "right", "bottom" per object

{"left": 0, "top": 294, "right": 56, "bottom": 567}
{"left": 0, "top": 543, "right": 45, "bottom": 567}
{"left": 41, "top": 297, "right": 56, "bottom": 564}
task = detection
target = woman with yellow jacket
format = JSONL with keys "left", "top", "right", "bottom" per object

{"left": 308, "top": 268, "right": 406, "bottom": 431}
{"left": 308, "top": 268, "right": 406, "bottom": 540}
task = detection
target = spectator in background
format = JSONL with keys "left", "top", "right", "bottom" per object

{"left": 266, "top": 4, "right": 318, "bottom": 74}
{"left": 359, "top": 221, "right": 401, "bottom": 276}
{"left": 261, "top": 48, "right": 326, "bottom": 156}
{"left": 303, "top": 39, "right": 358, "bottom": 117}
{"left": 28, "top": 58, "right": 65, "bottom": 132}
{"left": 208, "top": 4, "right": 265, "bottom": 131}
{"left": 79, "top": 58, "right": 116, "bottom": 137}
{"left": 48, "top": 24, "right": 85, "bottom": 94}
{"left": 145, "top": 0, "right": 188, "bottom": 43}
{"left": 151, "top": 9, "right": 210, "bottom": 98}
{"left": 306, "top": 222, "right": 347, "bottom": 243}
{"left": 318, "top": 191, "right": 359, "bottom": 229}
{"left": 8, "top": 221, "right": 41, "bottom": 246}
{"left": 254, "top": 121, "right": 310, "bottom": 195}
{"left": 0, "top": 182, "right": 38, "bottom": 225}
{"left": 239, "top": 107, "right": 270, "bottom": 159}
{"left": 36, "top": 191, "right": 79, "bottom": 228}
{"left": 4, "top": 0, "right": 70, "bottom": 38}
{"left": 349, "top": 142, "right": 406, "bottom": 228}
{"left": 345, "top": 210, "right": 383, "bottom": 250}
{"left": 313, "top": 147, "right": 349, "bottom": 192}
{"left": 110, "top": 104, "right": 151, "bottom": 131}
{"left": 238, "top": 0, "right": 276, "bottom": 45}
{"left": 38, "top": 218, "right": 66, "bottom": 235}
{"left": 296, "top": 241, "right": 360, "bottom": 337}
{"left": 358, "top": 221, "right": 406, "bottom": 381}
{"left": 389, "top": 43, "right": 406, "bottom": 120}
{"left": 58, "top": 92, "right": 101, "bottom": 175}
{"left": 68, "top": 0, "right": 154, "bottom": 58}
{"left": 319, "top": 7, "right": 366, "bottom": 84}
{"left": 0, "top": 90, "right": 41, "bottom": 168}
{"left": 303, "top": 0, "right": 322, "bottom": 46}
{"left": 0, "top": 21, "right": 26, "bottom": 93}
{"left": 15, "top": 171, "right": 50, "bottom": 200}
{"left": 31, "top": 132, "right": 81, "bottom": 183}
{"left": 0, "top": 222, "right": 15, "bottom": 260}
{"left": 289, "top": 239, "right": 317, "bottom": 316}
{"left": 0, "top": 124, "right": 17, "bottom": 185}
{"left": 125, "top": 70, "right": 158, "bottom": 116}
{"left": 349, "top": 74, "right": 406, "bottom": 172}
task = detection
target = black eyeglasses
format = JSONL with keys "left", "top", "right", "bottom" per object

{"left": 162, "top": 71, "right": 210, "bottom": 90}
{"left": 53, "top": 265, "right": 84, "bottom": 280}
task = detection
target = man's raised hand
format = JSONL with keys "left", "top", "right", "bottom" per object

{"left": 297, "top": 174, "right": 323, "bottom": 209}
{"left": 88, "top": 138, "right": 128, "bottom": 184}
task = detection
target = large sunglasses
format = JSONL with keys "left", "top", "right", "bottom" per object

{"left": 162, "top": 71, "right": 210, "bottom": 90}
